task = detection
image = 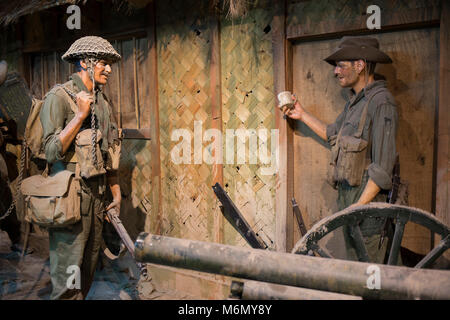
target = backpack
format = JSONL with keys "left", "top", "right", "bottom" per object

{"left": 24, "top": 84, "right": 78, "bottom": 160}
{"left": 15, "top": 84, "right": 82, "bottom": 227}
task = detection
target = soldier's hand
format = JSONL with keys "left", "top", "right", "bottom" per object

{"left": 281, "top": 94, "right": 304, "bottom": 121}
{"left": 76, "top": 91, "right": 93, "bottom": 119}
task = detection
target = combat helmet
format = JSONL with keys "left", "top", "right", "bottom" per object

{"left": 62, "top": 36, "right": 121, "bottom": 64}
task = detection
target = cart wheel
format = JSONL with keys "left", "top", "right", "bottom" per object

{"left": 292, "top": 203, "right": 450, "bottom": 269}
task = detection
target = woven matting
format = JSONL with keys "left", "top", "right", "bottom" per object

{"left": 156, "top": 0, "right": 218, "bottom": 242}
{"left": 220, "top": 5, "right": 276, "bottom": 248}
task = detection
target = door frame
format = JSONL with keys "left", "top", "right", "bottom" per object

{"left": 272, "top": 0, "right": 449, "bottom": 253}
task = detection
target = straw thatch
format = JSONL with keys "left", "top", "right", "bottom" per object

{"left": 0, "top": 0, "right": 80, "bottom": 26}
{"left": 0, "top": 0, "right": 155, "bottom": 26}
{"left": 0, "top": 0, "right": 251, "bottom": 26}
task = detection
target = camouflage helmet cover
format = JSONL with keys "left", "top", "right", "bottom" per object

{"left": 62, "top": 36, "right": 121, "bottom": 64}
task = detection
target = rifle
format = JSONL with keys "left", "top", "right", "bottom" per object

{"left": 212, "top": 183, "right": 267, "bottom": 249}
{"left": 106, "top": 207, "right": 148, "bottom": 278}
{"left": 378, "top": 155, "right": 401, "bottom": 249}
{"left": 292, "top": 198, "right": 307, "bottom": 237}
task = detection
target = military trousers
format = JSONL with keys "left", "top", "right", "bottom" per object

{"left": 337, "top": 172, "right": 399, "bottom": 264}
{"left": 48, "top": 174, "right": 106, "bottom": 300}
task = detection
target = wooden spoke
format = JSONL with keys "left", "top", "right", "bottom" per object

{"left": 387, "top": 217, "right": 407, "bottom": 265}
{"left": 314, "top": 245, "right": 334, "bottom": 259}
{"left": 415, "top": 235, "right": 450, "bottom": 269}
{"left": 350, "top": 225, "right": 370, "bottom": 262}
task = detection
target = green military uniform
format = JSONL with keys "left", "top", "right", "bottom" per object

{"left": 40, "top": 72, "right": 120, "bottom": 299}
{"left": 326, "top": 80, "right": 398, "bottom": 263}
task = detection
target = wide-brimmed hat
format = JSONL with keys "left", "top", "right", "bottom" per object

{"left": 324, "top": 36, "right": 392, "bottom": 66}
{"left": 62, "top": 36, "right": 121, "bottom": 64}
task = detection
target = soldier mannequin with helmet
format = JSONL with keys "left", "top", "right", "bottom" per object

{"left": 40, "top": 36, "right": 122, "bottom": 299}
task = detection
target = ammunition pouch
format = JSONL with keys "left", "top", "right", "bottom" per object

{"left": 327, "top": 136, "right": 369, "bottom": 188}
{"left": 327, "top": 92, "right": 381, "bottom": 189}
{"left": 75, "top": 128, "right": 106, "bottom": 178}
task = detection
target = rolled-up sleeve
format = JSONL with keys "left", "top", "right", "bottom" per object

{"left": 368, "top": 102, "right": 398, "bottom": 190}
{"left": 40, "top": 93, "right": 68, "bottom": 164}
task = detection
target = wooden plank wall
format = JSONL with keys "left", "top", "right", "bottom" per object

{"left": 286, "top": 0, "right": 445, "bottom": 256}
{"left": 291, "top": 29, "right": 439, "bottom": 256}
{"left": 436, "top": 0, "right": 450, "bottom": 260}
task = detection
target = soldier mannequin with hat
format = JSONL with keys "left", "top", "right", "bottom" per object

{"left": 281, "top": 36, "right": 399, "bottom": 263}
{"left": 40, "top": 36, "right": 122, "bottom": 299}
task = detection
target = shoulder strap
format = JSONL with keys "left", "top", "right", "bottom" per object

{"left": 336, "top": 88, "right": 386, "bottom": 142}
{"left": 55, "top": 84, "right": 78, "bottom": 114}
{"left": 355, "top": 87, "right": 387, "bottom": 138}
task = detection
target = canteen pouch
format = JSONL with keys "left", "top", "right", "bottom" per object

{"left": 75, "top": 129, "right": 106, "bottom": 178}
{"left": 335, "top": 135, "right": 369, "bottom": 186}
{"left": 20, "top": 168, "right": 81, "bottom": 228}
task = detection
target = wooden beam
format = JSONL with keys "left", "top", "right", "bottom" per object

{"left": 146, "top": 1, "right": 162, "bottom": 236}
{"left": 272, "top": 0, "right": 294, "bottom": 253}
{"left": 435, "top": 0, "right": 450, "bottom": 258}
{"left": 133, "top": 36, "right": 140, "bottom": 129}
{"left": 209, "top": 13, "right": 224, "bottom": 244}
{"left": 21, "top": 29, "right": 148, "bottom": 54}
{"left": 287, "top": 4, "right": 440, "bottom": 41}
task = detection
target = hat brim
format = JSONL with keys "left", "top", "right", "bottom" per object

{"left": 324, "top": 45, "right": 392, "bottom": 66}
{"left": 62, "top": 52, "right": 121, "bottom": 64}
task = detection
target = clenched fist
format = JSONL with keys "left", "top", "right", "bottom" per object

{"left": 76, "top": 91, "right": 93, "bottom": 120}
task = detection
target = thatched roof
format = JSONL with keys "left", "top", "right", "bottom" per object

{"left": 0, "top": 0, "right": 157, "bottom": 26}
{"left": 0, "top": 0, "right": 80, "bottom": 26}
{"left": 0, "top": 0, "right": 249, "bottom": 26}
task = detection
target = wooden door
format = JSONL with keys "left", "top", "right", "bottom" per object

{"left": 291, "top": 28, "right": 439, "bottom": 256}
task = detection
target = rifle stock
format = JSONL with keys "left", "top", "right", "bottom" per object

{"left": 106, "top": 207, "right": 147, "bottom": 278}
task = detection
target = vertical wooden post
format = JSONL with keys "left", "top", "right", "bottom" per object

{"left": 436, "top": 0, "right": 450, "bottom": 259}
{"left": 209, "top": 13, "right": 224, "bottom": 244}
{"left": 272, "top": 0, "right": 294, "bottom": 252}
{"left": 119, "top": 41, "right": 124, "bottom": 128}
{"left": 146, "top": 2, "right": 162, "bottom": 235}
{"left": 133, "top": 36, "right": 140, "bottom": 129}
{"left": 115, "top": 40, "right": 122, "bottom": 128}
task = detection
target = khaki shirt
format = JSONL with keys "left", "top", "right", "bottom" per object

{"left": 326, "top": 80, "right": 398, "bottom": 190}
{"left": 40, "top": 73, "right": 120, "bottom": 168}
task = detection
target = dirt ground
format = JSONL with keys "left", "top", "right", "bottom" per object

{"left": 0, "top": 229, "right": 198, "bottom": 300}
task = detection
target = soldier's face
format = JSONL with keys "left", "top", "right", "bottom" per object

{"left": 334, "top": 61, "right": 360, "bottom": 88}
{"left": 94, "top": 60, "right": 112, "bottom": 85}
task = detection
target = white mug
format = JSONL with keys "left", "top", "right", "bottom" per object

{"left": 277, "top": 91, "right": 294, "bottom": 109}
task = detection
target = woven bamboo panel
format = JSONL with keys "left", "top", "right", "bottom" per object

{"left": 156, "top": 0, "right": 218, "bottom": 242}
{"left": 117, "top": 139, "right": 152, "bottom": 238}
{"left": 220, "top": 4, "right": 276, "bottom": 249}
